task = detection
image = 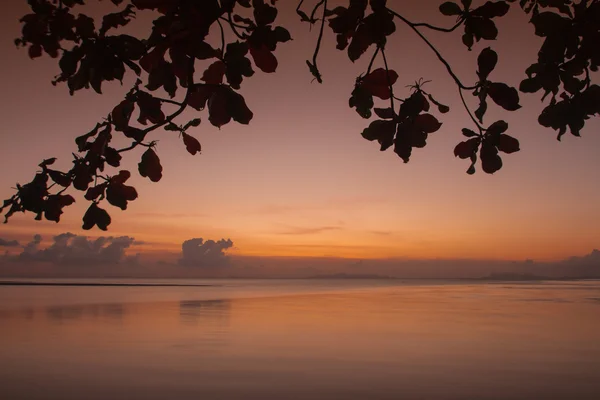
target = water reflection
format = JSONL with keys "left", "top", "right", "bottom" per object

{"left": 179, "top": 299, "right": 231, "bottom": 325}
{"left": 46, "top": 303, "right": 125, "bottom": 323}
{"left": 0, "top": 282, "right": 599, "bottom": 400}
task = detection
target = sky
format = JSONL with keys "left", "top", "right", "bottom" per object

{"left": 0, "top": 0, "right": 599, "bottom": 277}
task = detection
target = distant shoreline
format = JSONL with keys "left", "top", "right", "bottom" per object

{"left": 0, "top": 281, "right": 216, "bottom": 287}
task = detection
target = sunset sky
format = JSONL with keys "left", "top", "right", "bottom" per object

{"left": 0, "top": 0, "right": 599, "bottom": 272}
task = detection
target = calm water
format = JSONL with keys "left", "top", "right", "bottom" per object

{"left": 1, "top": 279, "right": 599, "bottom": 400}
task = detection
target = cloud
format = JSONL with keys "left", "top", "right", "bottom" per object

{"left": 0, "top": 238, "right": 20, "bottom": 247}
{"left": 276, "top": 225, "right": 343, "bottom": 235}
{"left": 18, "top": 233, "right": 136, "bottom": 265}
{"left": 178, "top": 238, "right": 234, "bottom": 267}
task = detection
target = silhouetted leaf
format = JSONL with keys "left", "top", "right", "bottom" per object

{"left": 454, "top": 137, "right": 480, "bottom": 159}
{"left": 44, "top": 194, "right": 75, "bottom": 222}
{"left": 462, "top": 128, "right": 479, "bottom": 137}
{"left": 250, "top": 45, "right": 278, "bottom": 73}
{"left": 413, "top": 114, "right": 442, "bottom": 133}
{"left": 472, "top": 1, "right": 510, "bottom": 18}
{"left": 182, "top": 133, "right": 202, "bottom": 155}
{"left": 477, "top": 47, "right": 497, "bottom": 80}
{"left": 374, "top": 107, "right": 395, "bottom": 119}
{"left": 106, "top": 179, "right": 138, "bottom": 210}
{"left": 488, "top": 82, "right": 521, "bottom": 110}
{"left": 497, "top": 134, "right": 520, "bottom": 153}
{"left": 184, "top": 119, "right": 201, "bottom": 129}
{"left": 480, "top": 143, "right": 503, "bottom": 173}
{"left": 138, "top": 148, "right": 162, "bottom": 182}
{"left": 349, "top": 86, "right": 374, "bottom": 118}
{"left": 82, "top": 203, "right": 111, "bottom": 231}
{"left": 202, "top": 61, "right": 226, "bottom": 84}
{"left": 361, "top": 120, "right": 396, "bottom": 151}
{"left": 360, "top": 68, "right": 398, "bottom": 99}
{"left": 440, "top": 2, "right": 462, "bottom": 16}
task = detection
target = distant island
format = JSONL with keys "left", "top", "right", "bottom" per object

{"left": 476, "top": 273, "right": 599, "bottom": 281}
{"left": 307, "top": 273, "right": 399, "bottom": 280}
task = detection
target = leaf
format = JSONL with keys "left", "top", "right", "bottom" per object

{"left": 106, "top": 182, "right": 138, "bottom": 210}
{"left": 164, "top": 123, "right": 180, "bottom": 131}
{"left": 475, "top": 97, "right": 488, "bottom": 123}
{"left": 349, "top": 86, "right": 374, "bottom": 118}
{"left": 440, "top": 2, "right": 462, "bottom": 16}
{"left": 48, "top": 170, "right": 71, "bottom": 187}
{"left": 477, "top": 47, "right": 498, "bottom": 80}
{"left": 82, "top": 203, "right": 112, "bottom": 231}
{"left": 227, "top": 88, "right": 254, "bottom": 125}
{"left": 249, "top": 45, "right": 278, "bottom": 73}
{"left": 208, "top": 87, "right": 231, "bottom": 128}
{"left": 361, "top": 120, "right": 396, "bottom": 151}
{"left": 348, "top": 23, "right": 376, "bottom": 62}
{"left": 488, "top": 82, "right": 521, "bottom": 110}
{"left": 105, "top": 147, "right": 122, "bottom": 167}
{"left": 85, "top": 185, "right": 106, "bottom": 201}
{"left": 184, "top": 119, "right": 201, "bottom": 129}
{"left": 360, "top": 68, "right": 398, "bottom": 100}
{"left": 497, "top": 134, "right": 520, "bottom": 153}
{"left": 519, "top": 77, "right": 542, "bottom": 93}
{"left": 138, "top": 148, "right": 163, "bottom": 182}
{"left": 487, "top": 120, "right": 509, "bottom": 135}
{"left": 472, "top": 1, "right": 510, "bottom": 18}
{"left": 454, "top": 137, "right": 480, "bottom": 159}
{"left": 374, "top": 107, "right": 395, "bottom": 119}
{"left": 462, "top": 128, "right": 479, "bottom": 137}
{"left": 413, "top": 114, "right": 442, "bottom": 133}
{"left": 44, "top": 194, "right": 75, "bottom": 223}
{"left": 39, "top": 158, "right": 57, "bottom": 168}
{"left": 480, "top": 144, "right": 503, "bottom": 174}
{"left": 427, "top": 94, "right": 450, "bottom": 113}
{"left": 111, "top": 99, "right": 135, "bottom": 131}
{"left": 182, "top": 133, "right": 202, "bottom": 155}
{"left": 201, "top": 61, "right": 226, "bottom": 85}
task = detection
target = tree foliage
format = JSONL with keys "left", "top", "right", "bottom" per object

{"left": 2, "top": 0, "right": 599, "bottom": 230}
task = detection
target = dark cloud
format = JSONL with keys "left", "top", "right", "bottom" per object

{"left": 178, "top": 238, "right": 234, "bottom": 268}
{"left": 0, "top": 238, "right": 20, "bottom": 247}
{"left": 18, "top": 233, "right": 136, "bottom": 266}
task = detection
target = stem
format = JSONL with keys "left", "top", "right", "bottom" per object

{"left": 366, "top": 47, "right": 380, "bottom": 75}
{"left": 309, "top": 0, "right": 328, "bottom": 83}
{"left": 459, "top": 87, "right": 483, "bottom": 133}
{"left": 221, "top": 15, "right": 246, "bottom": 40}
{"left": 310, "top": 0, "right": 326, "bottom": 22}
{"left": 154, "top": 97, "right": 184, "bottom": 106}
{"left": 217, "top": 19, "right": 226, "bottom": 59}
{"left": 412, "top": 20, "right": 464, "bottom": 33}
{"left": 381, "top": 48, "right": 395, "bottom": 112}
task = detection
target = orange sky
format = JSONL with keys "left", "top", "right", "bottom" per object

{"left": 0, "top": 0, "right": 599, "bottom": 264}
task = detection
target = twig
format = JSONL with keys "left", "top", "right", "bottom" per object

{"left": 459, "top": 88, "right": 483, "bottom": 133}
{"left": 381, "top": 47, "right": 395, "bottom": 112}
{"left": 309, "top": 0, "right": 328, "bottom": 82}
{"left": 366, "top": 47, "right": 380, "bottom": 75}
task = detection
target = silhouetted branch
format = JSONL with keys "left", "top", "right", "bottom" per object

{"left": 117, "top": 58, "right": 196, "bottom": 154}
{"left": 221, "top": 15, "right": 246, "bottom": 40}
{"left": 386, "top": 8, "right": 474, "bottom": 91}
{"left": 412, "top": 20, "right": 464, "bottom": 33}
{"left": 366, "top": 47, "right": 380, "bottom": 75}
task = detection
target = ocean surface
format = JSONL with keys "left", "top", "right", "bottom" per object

{"left": 0, "top": 279, "right": 599, "bottom": 400}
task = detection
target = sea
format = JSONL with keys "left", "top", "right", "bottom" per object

{"left": 0, "top": 278, "right": 599, "bottom": 400}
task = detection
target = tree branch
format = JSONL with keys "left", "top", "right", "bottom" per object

{"left": 386, "top": 8, "right": 476, "bottom": 91}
